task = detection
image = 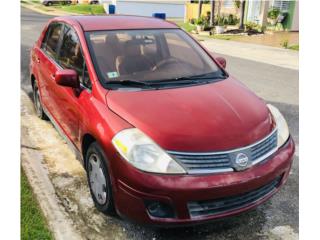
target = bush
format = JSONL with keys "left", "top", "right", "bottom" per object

{"left": 195, "top": 16, "right": 205, "bottom": 25}
{"left": 245, "top": 22, "right": 264, "bottom": 33}
{"left": 281, "top": 39, "right": 289, "bottom": 49}
{"left": 268, "top": 8, "right": 280, "bottom": 19}
{"left": 217, "top": 15, "right": 225, "bottom": 26}
{"left": 227, "top": 14, "right": 239, "bottom": 25}
{"left": 190, "top": 18, "right": 196, "bottom": 25}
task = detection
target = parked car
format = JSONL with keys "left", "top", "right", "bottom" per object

{"left": 41, "top": 0, "right": 72, "bottom": 6}
{"left": 30, "top": 15, "right": 295, "bottom": 226}
{"left": 78, "top": 0, "right": 100, "bottom": 4}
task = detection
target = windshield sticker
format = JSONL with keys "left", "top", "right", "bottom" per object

{"left": 107, "top": 72, "right": 119, "bottom": 79}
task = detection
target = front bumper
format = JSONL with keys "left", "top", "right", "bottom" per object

{"left": 110, "top": 137, "right": 295, "bottom": 226}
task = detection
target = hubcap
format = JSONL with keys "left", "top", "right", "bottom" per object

{"left": 88, "top": 154, "right": 107, "bottom": 205}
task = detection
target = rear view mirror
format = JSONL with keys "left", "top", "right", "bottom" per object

{"left": 55, "top": 69, "right": 80, "bottom": 88}
{"left": 216, "top": 57, "right": 227, "bottom": 69}
{"left": 209, "top": 52, "right": 227, "bottom": 69}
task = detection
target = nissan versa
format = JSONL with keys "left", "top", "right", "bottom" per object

{"left": 30, "top": 15, "right": 295, "bottom": 226}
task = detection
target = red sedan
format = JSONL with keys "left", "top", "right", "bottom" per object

{"left": 30, "top": 15, "right": 295, "bottom": 226}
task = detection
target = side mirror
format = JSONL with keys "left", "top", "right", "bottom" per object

{"left": 216, "top": 57, "right": 227, "bottom": 69}
{"left": 55, "top": 69, "right": 80, "bottom": 88}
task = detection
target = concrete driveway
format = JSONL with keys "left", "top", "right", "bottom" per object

{"left": 21, "top": 7, "right": 299, "bottom": 240}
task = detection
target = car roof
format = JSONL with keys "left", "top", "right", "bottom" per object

{"left": 54, "top": 15, "right": 179, "bottom": 31}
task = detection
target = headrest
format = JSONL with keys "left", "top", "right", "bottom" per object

{"left": 124, "top": 40, "right": 142, "bottom": 56}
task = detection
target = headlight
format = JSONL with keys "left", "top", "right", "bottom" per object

{"left": 112, "top": 128, "right": 186, "bottom": 174}
{"left": 267, "top": 104, "right": 290, "bottom": 147}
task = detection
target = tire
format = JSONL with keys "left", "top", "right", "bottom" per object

{"left": 85, "top": 142, "right": 115, "bottom": 215}
{"left": 33, "top": 80, "right": 48, "bottom": 120}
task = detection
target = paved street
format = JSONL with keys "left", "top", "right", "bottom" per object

{"left": 21, "top": 7, "right": 298, "bottom": 240}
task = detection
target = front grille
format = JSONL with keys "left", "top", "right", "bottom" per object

{"left": 168, "top": 129, "right": 278, "bottom": 174}
{"left": 188, "top": 176, "right": 281, "bottom": 218}
{"left": 251, "top": 130, "right": 277, "bottom": 163}
{"left": 170, "top": 153, "right": 232, "bottom": 174}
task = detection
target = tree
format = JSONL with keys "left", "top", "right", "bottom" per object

{"left": 198, "top": 0, "right": 203, "bottom": 19}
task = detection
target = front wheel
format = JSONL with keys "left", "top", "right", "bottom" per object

{"left": 85, "top": 142, "right": 115, "bottom": 215}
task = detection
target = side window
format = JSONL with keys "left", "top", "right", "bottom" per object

{"left": 44, "top": 23, "right": 63, "bottom": 59}
{"left": 41, "top": 25, "right": 51, "bottom": 50}
{"left": 58, "top": 26, "right": 91, "bottom": 89}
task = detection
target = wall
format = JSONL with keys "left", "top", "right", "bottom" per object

{"left": 186, "top": 2, "right": 239, "bottom": 21}
{"left": 114, "top": 0, "right": 185, "bottom": 18}
{"left": 291, "top": 0, "right": 299, "bottom": 31}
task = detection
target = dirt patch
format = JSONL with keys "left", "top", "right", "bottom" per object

{"left": 267, "top": 226, "right": 298, "bottom": 240}
{"left": 21, "top": 91, "right": 131, "bottom": 239}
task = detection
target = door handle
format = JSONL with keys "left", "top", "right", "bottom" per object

{"left": 50, "top": 74, "right": 55, "bottom": 80}
{"left": 36, "top": 58, "right": 40, "bottom": 63}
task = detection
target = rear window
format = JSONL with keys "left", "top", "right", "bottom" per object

{"left": 86, "top": 29, "right": 223, "bottom": 87}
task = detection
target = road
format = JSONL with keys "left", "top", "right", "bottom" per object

{"left": 21, "top": 7, "right": 299, "bottom": 240}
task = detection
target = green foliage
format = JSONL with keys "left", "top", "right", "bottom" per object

{"left": 178, "top": 21, "right": 197, "bottom": 32}
{"left": 195, "top": 16, "right": 204, "bottom": 25}
{"left": 234, "top": 0, "right": 241, "bottom": 9}
{"left": 215, "top": 14, "right": 239, "bottom": 26}
{"left": 195, "top": 16, "right": 208, "bottom": 26}
{"left": 227, "top": 14, "right": 239, "bottom": 25}
{"left": 21, "top": 169, "right": 53, "bottom": 240}
{"left": 268, "top": 8, "right": 280, "bottom": 19}
{"left": 245, "top": 21, "right": 264, "bottom": 32}
{"left": 281, "top": 39, "right": 289, "bottom": 48}
{"left": 288, "top": 44, "right": 299, "bottom": 51}
{"left": 59, "top": 4, "right": 105, "bottom": 15}
{"left": 217, "top": 15, "right": 225, "bottom": 26}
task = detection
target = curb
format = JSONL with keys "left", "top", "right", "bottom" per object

{"left": 21, "top": 91, "right": 84, "bottom": 240}
{"left": 21, "top": 2, "right": 82, "bottom": 16}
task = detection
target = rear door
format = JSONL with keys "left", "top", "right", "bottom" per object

{"left": 37, "top": 22, "right": 64, "bottom": 116}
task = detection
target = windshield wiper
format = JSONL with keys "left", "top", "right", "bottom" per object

{"left": 107, "top": 79, "right": 151, "bottom": 88}
{"left": 174, "top": 72, "right": 227, "bottom": 81}
{"left": 148, "top": 72, "right": 227, "bottom": 85}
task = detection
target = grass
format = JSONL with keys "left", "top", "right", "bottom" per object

{"left": 288, "top": 44, "right": 299, "bottom": 51}
{"left": 210, "top": 35, "right": 234, "bottom": 40}
{"left": 176, "top": 21, "right": 196, "bottom": 33}
{"left": 21, "top": 168, "right": 53, "bottom": 240}
{"left": 57, "top": 4, "right": 105, "bottom": 15}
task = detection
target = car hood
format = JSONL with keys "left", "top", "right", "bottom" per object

{"left": 106, "top": 78, "right": 273, "bottom": 152}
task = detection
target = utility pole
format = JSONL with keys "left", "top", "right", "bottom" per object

{"left": 239, "top": 0, "right": 246, "bottom": 30}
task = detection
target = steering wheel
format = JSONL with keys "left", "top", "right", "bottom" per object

{"left": 153, "top": 57, "right": 181, "bottom": 71}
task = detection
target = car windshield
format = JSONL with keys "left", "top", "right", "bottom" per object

{"left": 85, "top": 29, "right": 225, "bottom": 87}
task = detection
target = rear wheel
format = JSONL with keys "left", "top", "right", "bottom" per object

{"left": 85, "top": 142, "right": 115, "bottom": 214}
{"left": 33, "top": 80, "right": 48, "bottom": 120}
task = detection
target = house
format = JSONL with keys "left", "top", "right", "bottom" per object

{"left": 245, "top": 0, "right": 299, "bottom": 31}
{"left": 186, "top": 0, "right": 299, "bottom": 31}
